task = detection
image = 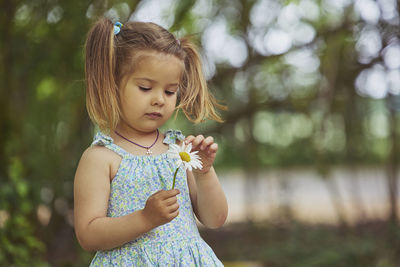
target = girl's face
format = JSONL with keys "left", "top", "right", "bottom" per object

{"left": 118, "top": 51, "right": 184, "bottom": 134}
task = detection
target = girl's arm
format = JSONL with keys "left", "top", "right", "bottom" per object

{"left": 74, "top": 146, "right": 180, "bottom": 252}
{"left": 185, "top": 135, "right": 228, "bottom": 228}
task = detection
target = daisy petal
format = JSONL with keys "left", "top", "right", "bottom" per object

{"left": 185, "top": 143, "right": 192, "bottom": 152}
{"left": 167, "top": 139, "right": 203, "bottom": 173}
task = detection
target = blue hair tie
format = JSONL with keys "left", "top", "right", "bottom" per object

{"left": 113, "top": 22, "right": 123, "bottom": 35}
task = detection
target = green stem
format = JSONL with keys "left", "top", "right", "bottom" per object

{"left": 172, "top": 167, "right": 180, "bottom": 189}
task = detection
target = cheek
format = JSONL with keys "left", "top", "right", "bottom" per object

{"left": 120, "top": 91, "right": 143, "bottom": 113}
{"left": 163, "top": 97, "right": 177, "bottom": 115}
{"left": 168, "top": 96, "right": 177, "bottom": 108}
{"left": 123, "top": 87, "right": 145, "bottom": 103}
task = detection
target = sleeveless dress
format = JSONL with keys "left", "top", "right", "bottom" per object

{"left": 89, "top": 129, "right": 224, "bottom": 267}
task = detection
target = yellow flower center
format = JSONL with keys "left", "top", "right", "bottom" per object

{"left": 179, "top": 152, "right": 191, "bottom": 162}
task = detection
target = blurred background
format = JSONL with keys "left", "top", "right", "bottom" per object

{"left": 1, "top": 0, "right": 400, "bottom": 266}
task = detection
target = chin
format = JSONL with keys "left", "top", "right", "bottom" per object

{"left": 142, "top": 122, "right": 165, "bottom": 131}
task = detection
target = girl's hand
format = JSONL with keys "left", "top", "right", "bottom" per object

{"left": 185, "top": 135, "right": 218, "bottom": 174}
{"left": 142, "top": 189, "right": 180, "bottom": 228}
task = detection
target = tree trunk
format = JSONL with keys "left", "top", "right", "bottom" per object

{"left": 386, "top": 107, "right": 398, "bottom": 224}
{"left": 348, "top": 167, "right": 367, "bottom": 223}
{"left": 324, "top": 173, "right": 348, "bottom": 227}
{"left": 244, "top": 169, "right": 258, "bottom": 222}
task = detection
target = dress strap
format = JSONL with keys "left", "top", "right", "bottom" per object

{"left": 91, "top": 132, "right": 129, "bottom": 158}
{"left": 163, "top": 129, "right": 185, "bottom": 145}
{"left": 92, "top": 129, "right": 184, "bottom": 156}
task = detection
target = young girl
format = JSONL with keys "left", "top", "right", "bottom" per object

{"left": 74, "top": 18, "right": 228, "bottom": 266}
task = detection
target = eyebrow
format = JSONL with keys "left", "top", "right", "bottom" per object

{"left": 134, "top": 77, "right": 179, "bottom": 86}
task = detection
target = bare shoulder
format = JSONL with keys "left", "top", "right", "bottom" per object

{"left": 75, "top": 145, "right": 120, "bottom": 182}
{"left": 80, "top": 145, "right": 116, "bottom": 163}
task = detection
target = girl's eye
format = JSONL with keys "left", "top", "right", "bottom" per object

{"left": 139, "top": 86, "right": 151, "bottom": 91}
{"left": 165, "top": 91, "right": 176, "bottom": 96}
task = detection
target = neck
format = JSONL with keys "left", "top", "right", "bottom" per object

{"left": 115, "top": 123, "right": 158, "bottom": 140}
{"left": 113, "top": 126, "right": 160, "bottom": 155}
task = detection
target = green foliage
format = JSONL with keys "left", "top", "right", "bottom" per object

{"left": 0, "top": 157, "right": 48, "bottom": 266}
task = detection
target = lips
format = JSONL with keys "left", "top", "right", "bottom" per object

{"left": 145, "top": 112, "right": 162, "bottom": 118}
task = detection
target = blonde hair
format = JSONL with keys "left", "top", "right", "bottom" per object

{"left": 85, "top": 18, "right": 225, "bottom": 132}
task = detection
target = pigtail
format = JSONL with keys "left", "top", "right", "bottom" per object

{"left": 85, "top": 18, "right": 121, "bottom": 132}
{"left": 178, "top": 38, "right": 226, "bottom": 123}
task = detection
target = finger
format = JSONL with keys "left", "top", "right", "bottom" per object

{"left": 168, "top": 210, "right": 179, "bottom": 221}
{"left": 191, "top": 135, "right": 205, "bottom": 150}
{"left": 207, "top": 143, "right": 218, "bottom": 153}
{"left": 153, "top": 189, "right": 164, "bottom": 195}
{"left": 199, "top": 136, "right": 214, "bottom": 150}
{"left": 158, "top": 189, "right": 180, "bottom": 199}
{"left": 184, "top": 135, "right": 195, "bottom": 145}
{"left": 164, "top": 195, "right": 178, "bottom": 205}
{"left": 168, "top": 203, "right": 179, "bottom": 213}
{"left": 151, "top": 189, "right": 165, "bottom": 199}
{"left": 201, "top": 142, "right": 218, "bottom": 155}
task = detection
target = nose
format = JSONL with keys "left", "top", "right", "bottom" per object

{"left": 151, "top": 89, "right": 165, "bottom": 106}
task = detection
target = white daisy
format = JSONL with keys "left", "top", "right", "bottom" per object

{"left": 168, "top": 142, "right": 203, "bottom": 189}
{"left": 168, "top": 142, "right": 203, "bottom": 171}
